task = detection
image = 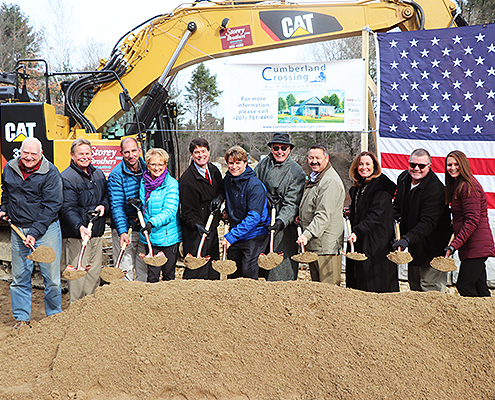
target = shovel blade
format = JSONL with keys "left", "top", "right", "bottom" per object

{"left": 62, "top": 265, "right": 87, "bottom": 281}
{"left": 26, "top": 245, "right": 56, "bottom": 263}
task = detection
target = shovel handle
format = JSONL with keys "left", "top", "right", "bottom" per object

{"left": 270, "top": 207, "right": 276, "bottom": 226}
{"left": 81, "top": 221, "right": 93, "bottom": 247}
{"left": 115, "top": 227, "right": 133, "bottom": 269}
{"left": 9, "top": 222, "right": 36, "bottom": 251}
{"left": 445, "top": 233, "right": 455, "bottom": 257}
{"left": 345, "top": 218, "right": 352, "bottom": 238}
{"left": 205, "top": 213, "right": 214, "bottom": 231}
{"left": 136, "top": 209, "right": 146, "bottom": 228}
{"left": 222, "top": 244, "right": 227, "bottom": 261}
{"left": 297, "top": 226, "right": 306, "bottom": 253}
{"left": 196, "top": 233, "right": 207, "bottom": 258}
{"left": 10, "top": 222, "right": 27, "bottom": 241}
{"left": 196, "top": 213, "right": 216, "bottom": 258}
{"left": 394, "top": 221, "right": 401, "bottom": 241}
{"left": 121, "top": 226, "right": 133, "bottom": 251}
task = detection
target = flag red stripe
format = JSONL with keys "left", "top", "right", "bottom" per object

{"left": 487, "top": 193, "right": 495, "bottom": 210}
{"left": 382, "top": 153, "right": 495, "bottom": 175}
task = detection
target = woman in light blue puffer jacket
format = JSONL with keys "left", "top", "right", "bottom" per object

{"left": 139, "top": 148, "right": 182, "bottom": 282}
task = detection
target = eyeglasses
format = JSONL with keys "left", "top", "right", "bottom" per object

{"left": 149, "top": 163, "right": 165, "bottom": 168}
{"left": 272, "top": 145, "right": 289, "bottom": 152}
{"left": 408, "top": 162, "right": 429, "bottom": 170}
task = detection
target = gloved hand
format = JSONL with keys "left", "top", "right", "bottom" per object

{"left": 444, "top": 245, "right": 455, "bottom": 255}
{"left": 391, "top": 236, "right": 410, "bottom": 251}
{"left": 209, "top": 194, "right": 224, "bottom": 212}
{"left": 195, "top": 223, "right": 209, "bottom": 236}
{"left": 268, "top": 219, "right": 284, "bottom": 233}
{"left": 141, "top": 221, "right": 153, "bottom": 234}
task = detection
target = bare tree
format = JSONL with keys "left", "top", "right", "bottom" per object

{"left": 79, "top": 38, "right": 111, "bottom": 71}
{"left": 459, "top": 0, "right": 495, "bottom": 24}
{"left": 42, "top": 0, "right": 75, "bottom": 72}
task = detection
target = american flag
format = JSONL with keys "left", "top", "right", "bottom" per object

{"left": 377, "top": 23, "right": 495, "bottom": 212}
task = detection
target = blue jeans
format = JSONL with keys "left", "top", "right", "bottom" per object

{"left": 10, "top": 220, "right": 62, "bottom": 321}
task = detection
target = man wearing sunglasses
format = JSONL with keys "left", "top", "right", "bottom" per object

{"left": 254, "top": 132, "right": 306, "bottom": 280}
{"left": 392, "top": 148, "right": 451, "bottom": 292}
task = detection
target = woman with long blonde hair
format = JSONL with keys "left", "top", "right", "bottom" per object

{"left": 444, "top": 150, "right": 494, "bottom": 297}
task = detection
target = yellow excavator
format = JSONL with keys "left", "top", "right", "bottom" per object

{"left": 0, "top": 0, "right": 464, "bottom": 261}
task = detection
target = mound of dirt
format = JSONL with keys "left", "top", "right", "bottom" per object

{"left": 0, "top": 279, "right": 494, "bottom": 400}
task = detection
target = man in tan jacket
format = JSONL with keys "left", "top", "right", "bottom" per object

{"left": 297, "top": 144, "right": 345, "bottom": 284}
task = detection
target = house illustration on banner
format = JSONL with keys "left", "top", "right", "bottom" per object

{"left": 289, "top": 96, "right": 335, "bottom": 117}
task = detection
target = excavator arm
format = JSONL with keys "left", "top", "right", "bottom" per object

{"left": 80, "top": 0, "right": 459, "bottom": 133}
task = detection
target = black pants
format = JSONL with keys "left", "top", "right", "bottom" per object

{"left": 227, "top": 234, "right": 269, "bottom": 280}
{"left": 147, "top": 243, "right": 179, "bottom": 282}
{"left": 456, "top": 257, "right": 491, "bottom": 297}
{"left": 182, "top": 259, "right": 220, "bottom": 280}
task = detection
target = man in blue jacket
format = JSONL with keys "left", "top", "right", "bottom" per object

{"left": 60, "top": 139, "right": 109, "bottom": 302}
{"left": 0, "top": 137, "right": 63, "bottom": 329}
{"left": 222, "top": 146, "right": 269, "bottom": 279}
{"left": 108, "top": 137, "right": 147, "bottom": 281}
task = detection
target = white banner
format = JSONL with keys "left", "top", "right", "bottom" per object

{"left": 223, "top": 60, "right": 366, "bottom": 132}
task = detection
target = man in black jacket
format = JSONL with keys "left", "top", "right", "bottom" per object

{"left": 392, "top": 148, "right": 451, "bottom": 292}
{"left": 60, "top": 139, "right": 109, "bottom": 302}
{"left": 0, "top": 137, "right": 63, "bottom": 329}
{"left": 179, "top": 138, "right": 223, "bottom": 279}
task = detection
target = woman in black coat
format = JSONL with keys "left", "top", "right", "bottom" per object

{"left": 346, "top": 151, "right": 399, "bottom": 293}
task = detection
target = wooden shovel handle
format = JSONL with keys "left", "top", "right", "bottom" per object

{"left": 9, "top": 221, "right": 36, "bottom": 251}
{"left": 270, "top": 207, "right": 276, "bottom": 226}
{"left": 345, "top": 218, "right": 352, "bottom": 238}
{"left": 121, "top": 226, "right": 133, "bottom": 251}
{"left": 445, "top": 233, "right": 455, "bottom": 257}
{"left": 136, "top": 209, "right": 146, "bottom": 228}
{"left": 10, "top": 223, "right": 27, "bottom": 241}
{"left": 297, "top": 226, "right": 306, "bottom": 253}
{"left": 205, "top": 213, "right": 214, "bottom": 231}
{"left": 394, "top": 221, "right": 401, "bottom": 241}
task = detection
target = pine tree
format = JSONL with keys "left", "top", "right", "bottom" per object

{"left": 185, "top": 63, "right": 222, "bottom": 131}
{"left": 0, "top": 3, "right": 41, "bottom": 72}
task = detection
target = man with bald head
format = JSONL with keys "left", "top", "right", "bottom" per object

{"left": 0, "top": 137, "right": 63, "bottom": 329}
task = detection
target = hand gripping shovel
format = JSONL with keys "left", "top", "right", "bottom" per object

{"left": 291, "top": 224, "right": 318, "bottom": 263}
{"left": 387, "top": 220, "right": 413, "bottom": 265}
{"left": 127, "top": 198, "right": 167, "bottom": 267}
{"left": 5, "top": 218, "right": 56, "bottom": 263}
{"left": 184, "top": 209, "right": 218, "bottom": 270}
{"left": 258, "top": 202, "right": 283, "bottom": 270}
{"left": 63, "top": 210, "right": 100, "bottom": 281}
{"left": 212, "top": 224, "right": 237, "bottom": 279}
{"left": 430, "top": 234, "right": 457, "bottom": 272}
{"left": 100, "top": 227, "right": 131, "bottom": 282}
{"left": 342, "top": 214, "right": 367, "bottom": 261}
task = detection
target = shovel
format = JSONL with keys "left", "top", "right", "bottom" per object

{"left": 4, "top": 218, "right": 56, "bottom": 263}
{"left": 387, "top": 220, "right": 413, "bottom": 265}
{"left": 430, "top": 234, "right": 457, "bottom": 272}
{"left": 291, "top": 225, "right": 318, "bottom": 263}
{"left": 342, "top": 214, "right": 367, "bottom": 261}
{"left": 212, "top": 224, "right": 237, "bottom": 279}
{"left": 127, "top": 198, "right": 167, "bottom": 267}
{"left": 100, "top": 226, "right": 131, "bottom": 282}
{"left": 258, "top": 204, "right": 283, "bottom": 270}
{"left": 183, "top": 210, "right": 216, "bottom": 270}
{"left": 63, "top": 210, "right": 100, "bottom": 281}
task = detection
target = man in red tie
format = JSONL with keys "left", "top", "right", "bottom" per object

{"left": 179, "top": 138, "right": 224, "bottom": 279}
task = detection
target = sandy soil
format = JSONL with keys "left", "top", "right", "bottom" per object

{"left": 0, "top": 272, "right": 494, "bottom": 400}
